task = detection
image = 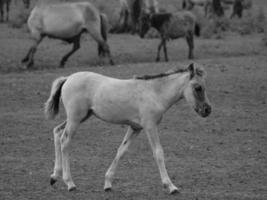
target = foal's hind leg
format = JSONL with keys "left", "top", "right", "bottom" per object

{"left": 50, "top": 121, "right": 67, "bottom": 185}
{"left": 104, "top": 126, "right": 141, "bottom": 191}
{"left": 59, "top": 35, "right": 81, "bottom": 68}
{"left": 60, "top": 120, "right": 80, "bottom": 191}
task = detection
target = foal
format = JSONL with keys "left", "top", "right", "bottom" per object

{"left": 139, "top": 11, "right": 199, "bottom": 61}
{"left": 45, "top": 63, "right": 211, "bottom": 194}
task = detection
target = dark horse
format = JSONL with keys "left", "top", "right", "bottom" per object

{"left": 22, "top": 2, "right": 114, "bottom": 68}
{"left": 0, "top": 0, "right": 10, "bottom": 22}
{"left": 139, "top": 11, "right": 200, "bottom": 61}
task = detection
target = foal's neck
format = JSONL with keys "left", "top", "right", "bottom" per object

{"left": 152, "top": 72, "right": 189, "bottom": 110}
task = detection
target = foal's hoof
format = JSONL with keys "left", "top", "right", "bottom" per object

{"left": 50, "top": 178, "right": 57, "bottom": 186}
{"left": 68, "top": 186, "right": 77, "bottom": 192}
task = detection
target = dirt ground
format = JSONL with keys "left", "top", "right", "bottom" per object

{"left": 0, "top": 1, "right": 267, "bottom": 200}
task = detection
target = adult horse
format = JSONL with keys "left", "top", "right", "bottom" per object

{"left": 139, "top": 11, "right": 199, "bottom": 61}
{"left": 45, "top": 63, "right": 211, "bottom": 194}
{"left": 22, "top": 2, "right": 114, "bottom": 69}
{"left": 111, "top": 0, "right": 159, "bottom": 33}
{"left": 0, "top": 0, "right": 11, "bottom": 22}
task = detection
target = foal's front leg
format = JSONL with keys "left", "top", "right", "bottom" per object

{"left": 104, "top": 126, "right": 141, "bottom": 191}
{"left": 144, "top": 123, "right": 179, "bottom": 194}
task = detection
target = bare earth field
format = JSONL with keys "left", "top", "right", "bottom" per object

{"left": 0, "top": 1, "right": 267, "bottom": 200}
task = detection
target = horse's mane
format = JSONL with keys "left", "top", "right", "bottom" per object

{"left": 135, "top": 64, "right": 206, "bottom": 80}
{"left": 135, "top": 68, "right": 187, "bottom": 80}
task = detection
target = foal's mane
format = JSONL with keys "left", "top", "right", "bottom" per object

{"left": 135, "top": 68, "right": 187, "bottom": 80}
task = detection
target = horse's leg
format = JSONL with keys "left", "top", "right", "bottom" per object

{"left": 6, "top": 0, "right": 10, "bottom": 21}
{"left": 86, "top": 20, "right": 114, "bottom": 65}
{"left": 156, "top": 39, "right": 164, "bottom": 62}
{"left": 104, "top": 127, "right": 141, "bottom": 191}
{"left": 0, "top": 3, "right": 3, "bottom": 22}
{"left": 22, "top": 34, "right": 44, "bottom": 68}
{"left": 163, "top": 39, "right": 169, "bottom": 62}
{"left": 60, "top": 120, "right": 80, "bottom": 191}
{"left": 50, "top": 121, "right": 67, "bottom": 185}
{"left": 123, "top": 10, "right": 130, "bottom": 32}
{"left": 59, "top": 36, "right": 80, "bottom": 68}
{"left": 185, "top": 31, "right": 194, "bottom": 59}
{"left": 144, "top": 122, "right": 179, "bottom": 194}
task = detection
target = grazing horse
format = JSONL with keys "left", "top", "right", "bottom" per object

{"left": 45, "top": 63, "right": 212, "bottom": 194}
{"left": 111, "top": 0, "right": 159, "bottom": 33}
{"left": 139, "top": 11, "right": 199, "bottom": 61}
{"left": 22, "top": 2, "right": 114, "bottom": 69}
{"left": 0, "top": 0, "right": 11, "bottom": 22}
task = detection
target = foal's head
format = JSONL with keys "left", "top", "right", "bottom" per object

{"left": 183, "top": 63, "right": 211, "bottom": 118}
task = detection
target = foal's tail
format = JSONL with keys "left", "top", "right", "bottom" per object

{"left": 44, "top": 76, "right": 68, "bottom": 120}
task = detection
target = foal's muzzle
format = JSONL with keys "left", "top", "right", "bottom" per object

{"left": 195, "top": 103, "right": 212, "bottom": 118}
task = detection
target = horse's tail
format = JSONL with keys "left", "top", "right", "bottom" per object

{"left": 195, "top": 22, "right": 201, "bottom": 37}
{"left": 44, "top": 76, "right": 68, "bottom": 120}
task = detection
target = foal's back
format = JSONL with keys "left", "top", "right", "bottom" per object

{"left": 61, "top": 72, "right": 151, "bottom": 125}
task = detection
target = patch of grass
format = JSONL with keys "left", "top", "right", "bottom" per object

{"left": 200, "top": 8, "right": 266, "bottom": 38}
{"left": 8, "top": 9, "right": 30, "bottom": 29}
{"left": 201, "top": 17, "right": 230, "bottom": 39}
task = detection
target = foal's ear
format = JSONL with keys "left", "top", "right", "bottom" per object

{"left": 187, "top": 63, "right": 206, "bottom": 79}
{"left": 187, "top": 63, "right": 195, "bottom": 79}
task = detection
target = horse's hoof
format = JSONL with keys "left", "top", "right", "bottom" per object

{"left": 27, "top": 62, "right": 34, "bottom": 69}
{"left": 68, "top": 186, "right": 77, "bottom": 192}
{"left": 109, "top": 60, "right": 115, "bottom": 66}
{"left": 104, "top": 187, "right": 112, "bottom": 192}
{"left": 21, "top": 58, "right": 28, "bottom": 63}
{"left": 170, "top": 188, "right": 179, "bottom": 195}
{"left": 50, "top": 178, "right": 57, "bottom": 186}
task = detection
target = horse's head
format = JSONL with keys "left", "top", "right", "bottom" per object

{"left": 139, "top": 12, "right": 152, "bottom": 38}
{"left": 183, "top": 63, "right": 212, "bottom": 118}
